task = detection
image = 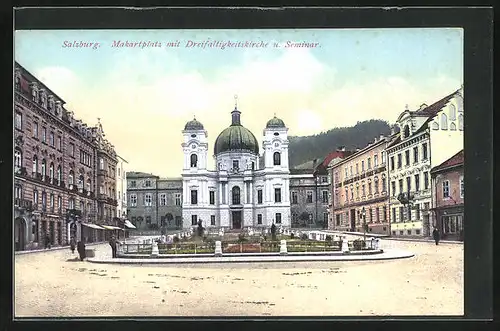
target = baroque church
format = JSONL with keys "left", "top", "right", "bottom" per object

{"left": 181, "top": 99, "right": 291, "bottom": 229}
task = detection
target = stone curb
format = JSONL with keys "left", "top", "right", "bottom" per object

{"left": 87, "top": 249, "right": 414, "bottom": 265}
{"left": 15, "top": 241, "right": 108, "bottom": 255}
{"left": 383, "top": 238, "right": 463, "bottom": 244}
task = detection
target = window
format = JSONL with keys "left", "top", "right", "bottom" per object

{"left": 49, "top": 194, "right": 54, "bottom": 210}
{"left": 210, "top": 215, "right": 215, "bottom": 226}
{"left": 145, "top": 180, "right": 151, "bottom": 187}
{"left": 14, "top": 150, "right": 22, "bottom": 171}
{"left": 33, "top": 190, "right": 38, "bottom": 207}
{"left": 368, "top": 182, "right": 372, "bottom": 195}
{"left": 390, "top": 156, "right": 395, "bottom": 171}
{"left": 291, "top": 191, "right": 298, "bottom": 204}
{"left": 392, "top": 208, "right": 396, "bottom": 222}
{"left": 49, "top": 132, "right": 55, "bottom": 146}
{"left": 68, "top": 197, "right": 74, "bottom": 210}
{"left": 441, "top": 113, "right": 448, "bottom": 130}
{"left": 450, "top": 123, "right": 457, "bottom": 130}
{"left": 424, "top": 172, "right": 429, "bottom": 189}
{"left": 68, "top": 170, "right": 74, "bottom": 185}
{"left": 397, "top": 154, "right": 402, "bottom": 168}
{"left": 206, "top": 190, "right": 214, "bottom": 205}
{"left": 306, "top": 191, "right": 313, "bottom": 203}
{"left": 321, "top": 176, "right": 328, "bottom": 183}
{"left": 391, "top": 181, "right": 396, "bottom": 196}
{"left": 130, "top": 194, "right": 137, "bottom": 206}
{"left": 460, "top": 177, "right": 464, "bottom": 198}
{"left": 41, "top": 159, "right": 46, "bottom": 177}
{"left": 367, "top": 158, "right": 371, "bottom": 169}
{"left": 350, "top": 166, "right": 353, "bottom": 176}
{"left": 406, "top": 176, "right": 411, "bottom": 192}
{"left": 356, "top": 186, "right": 359, "bottom": 199}
{"left": 374, "top": 155, "right": 378, "bottom": 167}
{"left": 361, "top": 161, "right": 365, "bottom": 172}
{"left": 191, "top": 215, "right": 198, "bottom": 226}
{"left": 69, "top": 142, "right": 74, "bottom": 156}
{"left": 275, "top": 213, "right": 282, "bottom": 224}
{"left": 405, "top": 150, "right": 410, "bottom": 166}
{"left": 49, "top": 163, "right": 54, "bottom": 183}
{"left": 415, "top": 174, "right": 420, "bottom": 191}
{"left": 323, "top": 212, "right": 329, "bottom": 224}
{"left": 413, "top": 147, "right": 419, "bottom": 164}
{"left": 15, "top": 112, "right": 22, "bottom": 130}
{"left": 336, "top": 214, "right": 341, "bottom": 226}
{"left": 232, "top": 160, "right": 239, "bottom": 170}
{"left": 273, "top": 152, "right": 281, "bottom": 166}
{"left": 57, "top": 136, "right": 62, "bottom": 150}
{"left": 257, "top": 214, "right": 262, "bottom": 225}
{"left": 345, "top": 188, "right": 348, "bottom": 201}
{"left": 99, "top": 157, "right": 104, "bottom": 169}
{"left": 33, "top": 122, "right": 38, "bottom": 138}
{"left": 144, "top": 193, "right": 153, "bottom": 206}
{"left": 422, "top": 143, "right": 428, "bottom": 160}
{"left": 146, "top": 216, "right": 151, "bottom": 224}
{"left": 382, "top": 177, "right": 387, "bottom": 192}
{"left": 190, "top": 154, "right": 198, "bottom": 168}
{"left": 191, "top": 190, "right": 198, "bottom": 205}
{"left": 407, "top": 230, "right": 412, "bottom": 235}
{"left": 232, "top": 186, "right": 241, "bottom": 205}
{"left": 356, "top": 163, "right": 359, "bottom": 174}
{"left": 362, "top": 184, "right": 366, "bottom": 197}
{"left": 257, "top": 189, "right": 263, "bottom": 204}
{"left": 130, "top": 180, "right": 136, "bottom": 188}
{"left": 322, "top": 190, "right": 328, "bottom": 204}
{"left": 175, "top": 193, "right": 181, "bottom": 206}
{"left": 399, "top": 207, "right": 404, "bottom": 222}
{"left": 274, "top": 188, "right": 282, "bottom": 203}
{"left": 345, "top": 168, "right": 348, "bottom": 178}
{"left": 160, "top": 194, "right": 166, "bottom": 206}
{"left": 58, "top": 196, "right": 62, "bottom": 212}
{"left": 398, "top": 179, "right": 404, "bottom": 194}
{"left": 351, "top": 187, "right": 354, "bottom": 200}
{"left": 415, "top": 229, "right": 421, "bottom": 235}
{"left": 458, "top": 114, "right": 464, "bottom": 131}
{"left": 383, "top": 206, "right": 387, "bottom": 221}
{"left": 14, "top": 185, "right": 22, "bottom": 199}
{"left": 381, "top": 151, "right": 386, "bottom": 164}
{"left": 415, "top": 203, "right": 420, "bottom": 220}
{"left": 442, "top": 181, "right": 450, "bottom": 198}
{"left": 403, "top": 125, "right": 410, "bottom": 138}
{"left": 308, "top": 213, "right": 314, "bottom": 224}
{"left": 374, "top": 178, "right": 379, "bottom": 194}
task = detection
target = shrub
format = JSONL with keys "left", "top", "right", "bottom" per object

{"left": 290, "top": 233, "right": 295, "bottom": 239}
{"left": 238, "top": 233, "right": 247, "bottom": 242}
{"left": 173, "top": 236, "right": 180, "bottom": 243}
{"left": 325, "top": 235, "right": 333, "bottom": 242}
{"left": 301, "top": 233, "right": 308, "bottom": 240}
{"left": 352, "top": 239, "right": 366, "bottom": 251}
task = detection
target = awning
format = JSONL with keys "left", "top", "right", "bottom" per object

{"left": 124, "top": 219, "right": 136, "bottom": 229}
{"left": 101, "top": 225, "right": 122, "bottom": 230}
{"left": 81, "top": 223, "right": 105, "bottom": 230}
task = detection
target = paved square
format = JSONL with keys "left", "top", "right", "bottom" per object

{"left": 14, "top": 240, "right": 463, "bottom": 317}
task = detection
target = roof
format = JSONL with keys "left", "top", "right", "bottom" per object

{"left": 214, "top": 106, "right": 259, "bottom": 155}
{"left": 431, "top": 150, "right": 464, "bottom": 173}
{"left": 417, "top": 89, "right": 459, "bottom": 117}
{"left": 126, "top": 171, "right": 159, "bottom": 178}
{"left": 290, "top": 168, "right": 314, "bottom": 175}
{"left": 321, "top": 150, "right": 355, "bottom": 167}
{"left": 184, "top": 118, "right": 204, "bottom": 131}
{"left": 266, "top": 116, "right": 286, "bottom": 129}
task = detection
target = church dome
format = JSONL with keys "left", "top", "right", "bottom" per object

{"left": 184, "top": 117, "right": 204, "bottom": 131}
{"left": 266, "top": 115, "right": 286, "bottom": 129}
{"left": 214, "top": 105, "right": 259, "bottom": 155}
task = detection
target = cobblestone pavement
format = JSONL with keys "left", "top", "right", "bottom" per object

{"left": 14, "top": 240, "right": 463, "bottom": 317}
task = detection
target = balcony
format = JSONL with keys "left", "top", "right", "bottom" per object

{"left": 14, "top": 166, "right": 28, "bottom": 177}
{"left": 97, "top": 193, "right": 107, "bottom": 201}
{"left": 14, "top": 198, "right": 33, "bottom": 211}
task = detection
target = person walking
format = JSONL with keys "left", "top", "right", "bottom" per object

{"left": 77, "top": 239, "right": 86, "bottom": 261}
{"left": 432, "top": 227, "right": 441, "bottom": 245}
{"left": 44, "top": 231, "right": 51, "bottom": 249}
{"left": 109, "top": 235, "right": 120, "bottom": 258}
{"left": 70, "top": 237, "right": 76, "bottom": 254}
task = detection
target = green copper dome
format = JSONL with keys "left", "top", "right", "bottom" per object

{"left": 214, "top": 107, "right": 259, "bottom": 155}
{"left": 266, "top": 115, "right": 286, "bottom": 128}
{"left": 184, "top": 117, "right": 204, "bottom": 131}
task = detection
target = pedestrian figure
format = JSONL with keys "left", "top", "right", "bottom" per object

{"left": 77, "top": 239, "right": 86, "bottom": 261}
{"left": 44, "top": 231, "right": 51, "bottom": 249}
{"left": 432, "top": 227, "right": 441, "bottom": 245}
{"left": 70, "top": 236, "right": 76, "bottom": 254}
{"left": 271, "top": 223, "right": 277, "bottom": 241}
{"left": 109, "top": 235, "right": 120, "bottom": 258}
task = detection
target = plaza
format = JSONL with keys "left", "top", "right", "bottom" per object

{"left": 14, "top": 239, "right": 463, "bottom": 317}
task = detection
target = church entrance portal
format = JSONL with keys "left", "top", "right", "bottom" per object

{"left": 232, "top": 211, "right": 242, "bottom": 229}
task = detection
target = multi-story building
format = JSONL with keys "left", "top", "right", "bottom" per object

{"left": 116, "top": 155, "right": 128, "bottom": 221}
{"left": 181, "top": 102, "right": 291, "bottom": 230}
{"left": 386, "top": 87, "right": 464, "bottom": 237}
{"left": 430, "top": 150, "right": 464, "bottom": 241}
{"left": 126, "top": 172, "right": 183, "bottom": 231}
{"left": 330, "top": 136, "right": 393, "bottom": 235}
{"left": 13, "top": 62, "right": 121, "bottom": 250}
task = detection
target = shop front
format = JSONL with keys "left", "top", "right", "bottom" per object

{"left": 433, "top": 204, "right": 464, "bottom": 241}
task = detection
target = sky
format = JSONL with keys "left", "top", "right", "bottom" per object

{"left": 14, "top": 28, "right": 463, "bottom": 177}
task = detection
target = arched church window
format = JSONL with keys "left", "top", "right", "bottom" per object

{"left": 458, "top": 114, "right": 464, "bottom": 131}
{"left": 403, "top": 125, "right": 410, "bottom": 138}
{"left": 232, "top": 186, "right": 240, "bottom": 205}
{"left": 441, "top": 113, "right": 448, "bottom": 130}
{"left": 190, "top": 154, "right": 198, "bottom": 168}
{"left": 449, "top": 104, "right": 457, "bottom": 121}
{"left": 431, "top": 122, "right": 439, "bottom": 130}
{"left": 273, "top": 152, "right": 281, "bottom": 166}
{"left": 450, "top": 123, "right": 457, "bottom": 131}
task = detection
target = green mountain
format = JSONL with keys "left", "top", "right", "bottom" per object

{"left": 288, "top": 119, "right": 392, "bottom": 168}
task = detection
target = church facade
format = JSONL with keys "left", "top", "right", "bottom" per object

{"left": 181, "top": 103, "right": 291, "bottom": 229}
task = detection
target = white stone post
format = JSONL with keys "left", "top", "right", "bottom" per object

{"left": 370, "top": 237, "right": 375, "bottom": 249}
{"left": 341, "top": 236, "right": 349, "bottom": 253}
{"left": 280, "top": 240, "right": 287, "bottom": 255}
{"left": 151, "top": 241, "right": 159, "bottom": 257}
{"left": 374, "top": 238, "right": 380, "bottom": 250}
{"left": 214, "top": 240, "right": 222, "bottom": 256}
